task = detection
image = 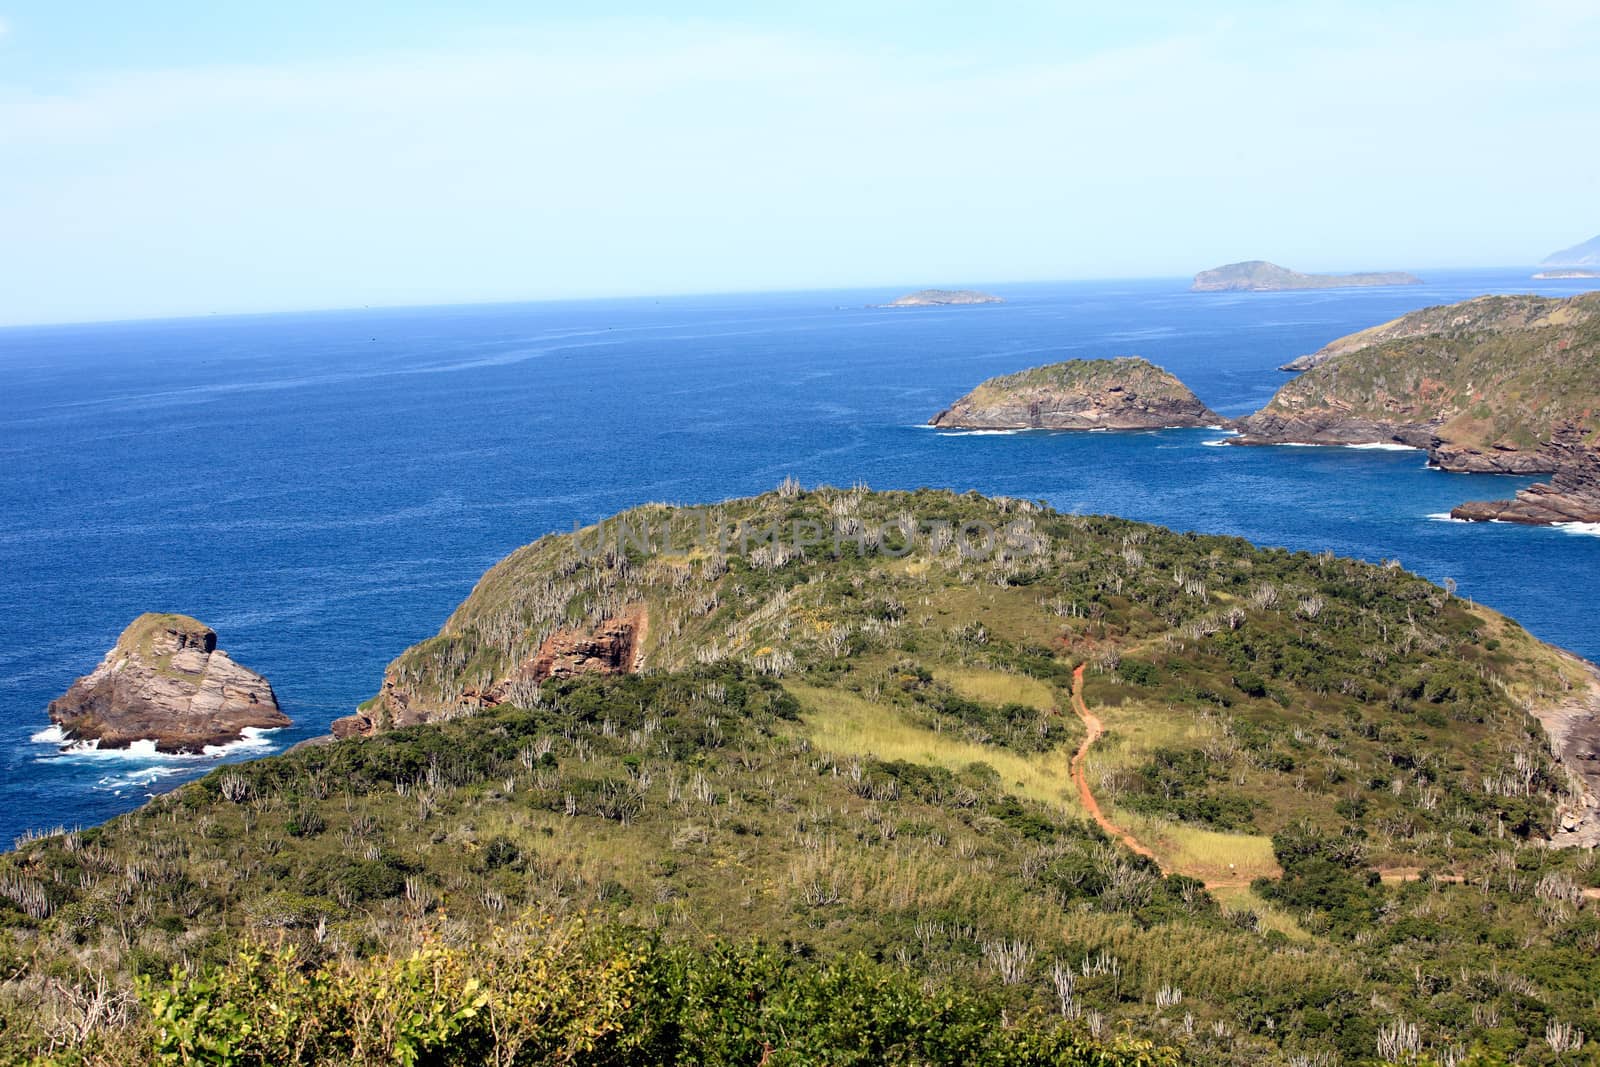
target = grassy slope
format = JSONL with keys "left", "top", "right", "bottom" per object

{"left": 1262, "top": 293, "right": 1600, "bottom": 451}
{"left": 3, "top": 488, "right": 1598, "bottom": 1065}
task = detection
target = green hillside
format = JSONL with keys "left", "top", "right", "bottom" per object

{"left": 1238, "top": 292, "right": 1600, "bottom": 463}
{"left": 2, "top": 488, "right": 1597, "bottom": 1065}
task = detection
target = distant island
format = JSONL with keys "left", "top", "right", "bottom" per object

{"left": 1191, "top": 260, "right": 1422, "bottom": 292}
{"left": 929, "top": 356, "right": 1220, "bottom": 430}
{"left": 877, "top": 288, "right": 1003, "bottom": 307}
{"left": 1232, "top": 292, "right": 1600, "bottom": 524}
{"left": 1541, "top": 234, "right": 1600, "bottom": 267}
{"left": 1534, "top": 269, "right": 1600, "bottom": 280}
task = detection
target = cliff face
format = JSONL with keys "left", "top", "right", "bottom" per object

{"left": 929, "top": 357, "right": 1220, "bottom": 430}
{"left": 1452, "top": 423, "right": 1600, "bottom": 524}
{"left": 1191, "top": 260, "right": 1421, "bottom": 293}
{"left": 1232, "top": 292, "right": 1600, "bottom": 475}
{"left": 334, "top": 606, "right": 648, "bottom": 738}
{"left": 47, "top": 614, "right": 288, "bottom": 753}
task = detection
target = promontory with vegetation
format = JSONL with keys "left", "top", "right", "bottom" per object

{"left": 1191, "top": 260, "right": 1422, "bottom": 292}
{"left": 930, "top": 357, "right": 1221, "bottom": 430}
{"left": 45, "top": 613, "right": 288, "bottom": 753}
{"left": 4, "top": 486, "right": 1600, "bottom": 1065}
{"left": 1234, "top": 290, "right": 1600, "bottom": 465}
{"left": 878, "top": 288, "right": 1003, "bottom": 307}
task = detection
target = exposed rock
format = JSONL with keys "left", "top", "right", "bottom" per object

{"left": 1192, "top": 260, "right": 1421, "bottom": 293}
{"left": 1452, "top": 423, "right": 1600, "bottom": 524}
{"left": 47, "top": 614, "right": 288, "bottom": 754}
{"left": 1530, "top": 651, "right": 1600, "bottom": 849}
{"left": 332, "top": 606, "right": 648, "bottom": 739}
{"left": 930, "top": 356, "right": 1220, "bottom": 431}
{"left": 878, "top": 289, "right": 1003, "bottom": 307}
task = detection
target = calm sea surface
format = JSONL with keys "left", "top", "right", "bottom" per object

{"left": 1, "top": 270, "right": 1594, "bottom": 845}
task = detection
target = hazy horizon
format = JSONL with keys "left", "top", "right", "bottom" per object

{"left": 2, "top": 1, "right": 1597, "bottom": 326}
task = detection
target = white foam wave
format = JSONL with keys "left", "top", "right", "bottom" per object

{"left": 1201, "top": 439, "right": 1232, "bottom": 447}
{"left": 37, "top": 727, "right": 283, "bottom": 762}
{"left": 1347, "top": 442, "right": 1422, "bottom": 452}
{"left": 30, "top": 724, "right": 68, "bottom": 744}
{"left": 935, "top": 428, "right": 1020, "bottom": 436}
{"left": 1426, "top": 512, "right": 1469, "bottom": 523}
{"left": 1554, "top": 522, "right": 1600, "bottom": 537}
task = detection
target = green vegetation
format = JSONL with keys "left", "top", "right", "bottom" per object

{"left": 1258, "top": 292, "right": 1600, "bottom": 454}
{"left": 2, "top": 488, "right": 1596, "bottom": 1065}
{"left": 963, "top": 357, "right": 1202, "bottom": 408}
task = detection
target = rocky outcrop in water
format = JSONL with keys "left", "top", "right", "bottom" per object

{"left": 930, "top": 357, "right": 1219, "bottom": 430}
{"left": 47, "top": 614, "right": 288, "bottom": 754}
{"left": 1452, "top": 424, "right": 1600, "bottom": 525}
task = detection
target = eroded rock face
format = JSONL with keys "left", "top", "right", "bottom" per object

{"left": 1452, "top": 424, "right": 1600, "bottom": 525}
{"left": 47, "top": 614, "right": 288, "bottom": 754}
{"left": 331, "top": 606, "right": 648, "bottom": 739}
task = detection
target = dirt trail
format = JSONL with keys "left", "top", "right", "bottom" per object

{"left": 1067, "top": 664, "right": 1159, "bottom": 863}
{"left": 1062, "top": 665, "right": 1600, "bottom": 902}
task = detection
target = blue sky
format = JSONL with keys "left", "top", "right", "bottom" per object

{"left": 1, "top": 1, "right": 1597, "bottom": 324}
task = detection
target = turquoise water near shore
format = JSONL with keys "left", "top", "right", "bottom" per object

{"left": 1, "top": 270, "right": 1594, "bottom": 845}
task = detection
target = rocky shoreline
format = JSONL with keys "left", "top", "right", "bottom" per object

{"left": 1451, "top": 425, "right": 1600, "bottom": 524}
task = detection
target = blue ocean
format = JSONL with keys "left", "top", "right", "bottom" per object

{"left": 2, "top": 270, "right": 1595, "bottom": 847}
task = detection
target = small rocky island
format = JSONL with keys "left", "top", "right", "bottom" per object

{"left": 930, "top": 356, "right": 1220, "bottom": 430}
{"left": 1533, "top": 270, "right": 1600, "bottom": 280}
{"left": 1191, "top": 260, "right": 1421, "bottom": 293}
{"left": 47, "top": 614, "right": 289, "bottom": 753}
{"left": 879, "top": 289, "right": 1003, "bottom": 307}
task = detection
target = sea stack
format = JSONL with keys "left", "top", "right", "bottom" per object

{"left": 47, "top": 614, "right": 289, "bottom": 753}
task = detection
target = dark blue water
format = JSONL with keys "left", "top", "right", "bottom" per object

{"left": 2, "top": 270, "right": 1595, "bottom": 845}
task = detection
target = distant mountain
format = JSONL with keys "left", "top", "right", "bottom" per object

{"left": 1191, "top": 260, "right": 1421, "bottom": 292}
{"left": 878, "top": 288, "right": 1002, "bottom": 307}
{"left": 1541, "top": 235, "right": 1600, "bottom": 267}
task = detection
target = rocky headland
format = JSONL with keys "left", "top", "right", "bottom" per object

{"left": 878, "top": 289, "right": 1003, "bottom": 307}
{"left": 1451, "top": 423, "right": 1600, "bottom": 525}
{"left": 929, "top": 356, "right": 1220, "bottom": 430}
{"left": 1191, "top": 260, "right": 1421, "bottom": 293}
{"left": 47, "top": 614, "right": 288, "bottom": 753}
{"left": 1232, "top": 292, "right": 1600, "bottom": 485}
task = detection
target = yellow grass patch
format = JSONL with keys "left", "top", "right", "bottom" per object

{"left": 787, "top": 683, "right": 1081, "bottom": 816}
